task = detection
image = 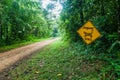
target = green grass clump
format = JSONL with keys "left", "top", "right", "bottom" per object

{"left": 3, "top": 40, "right": 119, "bottom": 80}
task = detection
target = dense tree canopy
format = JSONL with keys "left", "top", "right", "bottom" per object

{"left": 60, "top": 0, "right": 120, "bottom": 53}
{"left": 0, "top": 0, "right": 52, "bottom": 46}
{"left": 0, "top": 0, "right": 119, "bottom": 52}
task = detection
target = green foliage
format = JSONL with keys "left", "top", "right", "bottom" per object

{"left": 0, "top": 0, "right": 52, "bottom": 46}
{"left": 60, "top": 0, "right": 120, "bottom": 52}
{"left": 2, "top": 40, "right": 119, "bottom": 79}
{"left": 47, "top": 3, "right": 55, "bottom": 10}
{"left": 59, "top": 0, "right": 120, "bottom": 78}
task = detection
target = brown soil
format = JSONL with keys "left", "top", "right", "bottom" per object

{"left": 0, "top": 38, "right": 58, "bottom": 73}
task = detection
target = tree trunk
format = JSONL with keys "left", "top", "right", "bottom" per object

{"left": 80, "top": 0, "right": 84, "bottom": 24}
{"left": 101, "top": 0, "right": 105, "bottom": 16}
{"left": 0, "top": 26, "right": 2, "bottom": 40}
{"left": 118, "top": 1, "right": 120, "bottom": 41}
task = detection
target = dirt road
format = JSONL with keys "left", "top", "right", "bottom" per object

{"left": 0, "top": 38, "right": 58, "bottom": 73}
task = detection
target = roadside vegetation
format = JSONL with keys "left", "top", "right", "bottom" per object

{"left": 0, "top": 0, "right": 53, "bottom": 47}
{"left": 59, "top": 0, "right": 120, "bottom": 79}
{"left": 0, "top": 0, "right": 119, "bottom": 79}
{"left": 2, "top": 40, "right": 119, "bottom": 80}
{"left": 60, "top": 0, "right": 120, "bottom": 53}
{"left": 0, "top": 38, "right": 50, "bottom": 53}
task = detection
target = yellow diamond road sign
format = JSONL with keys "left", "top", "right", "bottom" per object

{"left": 77, "top": 21, "right": 101, "bottom": 44}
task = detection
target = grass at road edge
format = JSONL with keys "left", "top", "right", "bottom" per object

{"left": 0, "top": 38, "right": 51, "bottom": 53}
{"left": 2, "top": 39, "right": 119, "bottom": 80}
